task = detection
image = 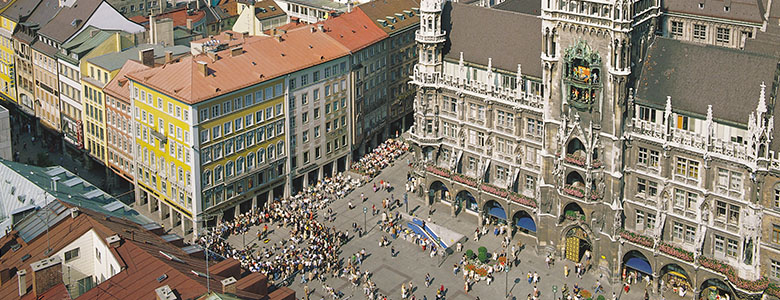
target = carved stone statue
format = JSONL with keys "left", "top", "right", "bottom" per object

{"left": 612, "top": 210, "right": 622, "bottom": 235}
{"left": 591, "top": 209, "right": 604, "bottom": 232}
{"left": 514, "top": 144, "right": 523, "bottom": 164}
{"left": 701, "top": 203, "right": 710, "bottom": 222}
{"left": 486, "top": 138, "right": 494, "bottom": 156}
{"left": 541, "top": 195, "right": 553, "bottom": 214}
{"left": 459, "top": 128, "right": 466, "bottom": 147}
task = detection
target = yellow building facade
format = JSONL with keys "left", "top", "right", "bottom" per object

{"left": 0, "top": 15, "right": 16, "bottom": 103}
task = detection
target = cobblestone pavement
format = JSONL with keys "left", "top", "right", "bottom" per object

{"left": 221, "top": 152, "right": 654, "bottom": 300}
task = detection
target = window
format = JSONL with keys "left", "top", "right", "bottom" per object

{"left": 673, "top": 222, "right": 684, "bottom": 241}
{"left": 693, "top": 24, "right": 707, "bottom": 41}
{"left": 646, "top": 213, "right": 656, "bottom": 229}
{"left": 226, "top": 161, "right": 234, "bottom": 177}
{"left": 635, "top": 210, "right": 645, "bottom": 230}
{"left": 315, "top": 146, "right": 321, "bottom": 158}
{"left": 638, "top": 147, "right": 648, "bottom": 165}
{"left": 64, "top": 248, "right": 80, "bottom": 262}
{"left": 775, "top": 186, "right": 780, "bottom": 207}
{"left": 223, "top": 122, "right": 232, "bottom": 135}
{"left": 716, "top": 27, "right": 730, "bottom": 44}
{"left": 212, "top": 126, "right": 221, "bottom": 139}
{"left": 772, "top": 260, "right": 780, "bottom": 279}
{"left": 314, "top": 108, "right": 320, "bottom": 119}
{"left": 673, "top": 189, "right": 697, "bottom": 211}
{"left": 525, "top": 175, "right": 536, "bottom": 191}
{"left": 302, "top": 112, "right": 309, "bottom": 123}
{"left": 716, "top": 168, "right": 743, "bottom": 195}
{"left": 726, "top": 238, "right": 738, "bottom": 257}
{"left": 526, "top": 118, "right": 543, "bottom": 137}
{"left": 671, "top": 21, "right": 683, "bottom": 37}
{"left": 674, "top": 157, "right": 699, "bottom": 181}
{"left": 684, "top": 224, "right": 696, "bottom": 243}
{"left": 495, "top": 166, "right": 507, "bottom": 181}
{"left": 773, "top": 225, "right": 780, "bottom": 244}
{"left": 714, "top": 235, "right": 725, "bottom": 254}
{"left": 638, "top": 106, "right": 656, "bottom": 122}
{"left": 256, "top": 110, "right": 264, "bottom": 123}
{"left": 728, "top": 204, "right": 740, "bottom": 225}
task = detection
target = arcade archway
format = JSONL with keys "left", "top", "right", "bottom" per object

{"left": 512, "top": 210, "right": 536, "bottom": 234}
{"left": 659, "top": 264, "right": 692, "bottom": 298}
{"left": 622, "top": 250, "right": 652, "bottom": 279}
{"left": 564, "top": 226, "right": 592, "bottom": 262}
{"left": 429, "top": 181, "right": 449, "bottom": 205}
{"left": 700, "top": 278, "right": 734, "bottom": 300}
{"left": 563, "top": 202, "right": 586, "bottom": 222}
{"left": 484, "top": 200, "right": 507, "bottom": 224}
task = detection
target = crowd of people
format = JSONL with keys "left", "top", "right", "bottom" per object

{"left": 197, "top": 173, "right": 361, "bottom": 288}
{"left": 352, "top": 139, "right": 409, "bottom": 177}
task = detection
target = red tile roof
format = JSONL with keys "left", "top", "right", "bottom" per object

{"left": 126, "top": 25, "right": 351, "bottom": 104}
{"left": 0, "top": 200, "right": 291, "bottom": 300}
{"left": 103, "top": 60, "right": 150, "bottom": 103}
{"left": 129, "top": 7, "right": 206, "bottom": 28}
{"left": 320, "top": 9, "right": 388, "bottom": 52}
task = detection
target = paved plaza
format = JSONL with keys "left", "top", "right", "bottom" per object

{"left": 219, "top": 152, "right": 656, "bottom": 300}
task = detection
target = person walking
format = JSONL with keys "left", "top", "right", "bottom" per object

{"left": 425, "top": 273, "right": 431, "bottom": 287}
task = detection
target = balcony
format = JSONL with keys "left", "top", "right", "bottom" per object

{"left": 408, "top": 131, "right": 442, "bottom": 147}
{"left": 630, "top": 118, "right": 750, "bottom": 164}
{"left": 411, "top": 71, "right": 544, "bottom": 110}
{"left": 415, "top": 30, "right": 446, "bottom": 44}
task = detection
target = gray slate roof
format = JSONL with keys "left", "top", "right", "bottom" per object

{"left": 663, "top": 0, "right": 766, "bottom": 24}
{"left": 636, "top": 37, "right": 780, "bottom": 141}
{"left": 442, "top": 2, "right": 542, "bottom": 77}
{"left": 87, "top": 43, "right": 190, "bottom": 71}
{"left": 0, "top": 0, "right": 43, "bottom": 22}
{"left": 493, "top": 0, "right": 541, "bottom": 16}
{"left": 37, "top": 0, "right": 101, "bottom": 43}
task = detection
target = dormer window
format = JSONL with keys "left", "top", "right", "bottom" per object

{"left": 698, "top": 2, "right": 704, "bottom": 9}
{"left": 724, "top": 6, "right": 730, "bottom": 12}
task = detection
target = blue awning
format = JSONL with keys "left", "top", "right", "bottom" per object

{"left": 488, "top": 206, "right": 506, "bottom": 220}
{"left": 625, "top": 257, "right": 652, "bottom": 275}
{"left": 516, "top": 216, "right": 537, "bottom": 232}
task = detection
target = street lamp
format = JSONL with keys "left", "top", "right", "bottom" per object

{"left": 363, "top": 207, "right": 367, "bottom": 231}
{"left": 404, "top": 192, "right": 408, "bottom": 213}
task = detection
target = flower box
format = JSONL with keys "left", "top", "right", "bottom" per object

{"left": 565, "top": 153, "right": 586, "bottom": 166}
{"left": 592, "top": 161, "right": 602, "bottom": 168}
{"left": 563, "top": 185, "right": 585, "bottom": 198}
{"left": 509, "top": 193, "right": 537, "bottom": 208}
{"left": 618, "top": 229, "right": 654, "bottom": 248}
{"left": 658, "top": 242, "right": 694, "bottom": 262}
{"left": 453, "top": 174, "right": 478, "bottom": 187}
{"left": 481, "top": 183, "right": 508, "bottom": 198}
{"left": 426, "top": 166, "right": 451, "bottom": 178}
{"left": 698, "top": 256, "right": 769, "bottom": 292}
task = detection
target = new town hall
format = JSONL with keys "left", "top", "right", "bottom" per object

{"left": 408, "top": 0, "right": 780, "bottom": 298}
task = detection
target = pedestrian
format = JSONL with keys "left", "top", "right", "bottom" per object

{"left": 564, "top": 264, "right": 570, "bottom": 278}
{"left": 527, "top": 272, "right": 532, "bottom": 284}
{"left": 391, "top": 246, "right": 395, "bottom": 257}
{"left": 533, "top": 271, "right": 539, "bottom": 284}
{"left": 453, "top": 264, "right": 459, "bottom": 275}
{"left": 425, "top": 273, "right": 431, "bottom": 287}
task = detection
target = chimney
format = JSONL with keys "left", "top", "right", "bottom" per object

{"left": 230, "top": 46, "right": 243, "bottom": 57}
{"left": 30, "top": 257, "right": 62, "bottom": 298}
{"left": 115, "top": 32, "right": 122, "bottom": 52}
{"left": 317, "top": 24, "right": 324, "bottom": 32}
{"left": 105, "top": 234, "right": 121, "bottom": 248}
{"left": 17, "top": 269, "right": 26, "bottom": 297}
{"left": 186, "top": 18, "right": 193, "bottom": 30}
{"left": 149, "top": 14, "right": 156, "bottom": 44}
{"left": 155, "top": 285, "right": 178, "bottom": 300}
{"left": 165, "top": 50, "right": 173, "bottom": 63}
{"left": 226, "top": 32, "right": 234, "bottom": 40}
{"left": 310, "top": 26, "right": 316, "bottom": 33}
{"left": 348, "top": 2, "right": 353, "bottom": 12}
{"left": 140, "top": 48, "right": 155, "bottom": 67}
{"left": 69, "top": 207, "right": 79, "bottom": 219}
{"left": 207, "top": 51, "right": 218, "bottom": 62}
{"left": 0, "top": 268, "right": 12, "bottom": 286}
{"left": 50, "top": 177, "right": 58, "bottom": 192}
{"left": 197, "top": 61, "right": 208, "bottom": 76}
{"left": 221, "top": 277, "right": 237, "bottom": 294}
